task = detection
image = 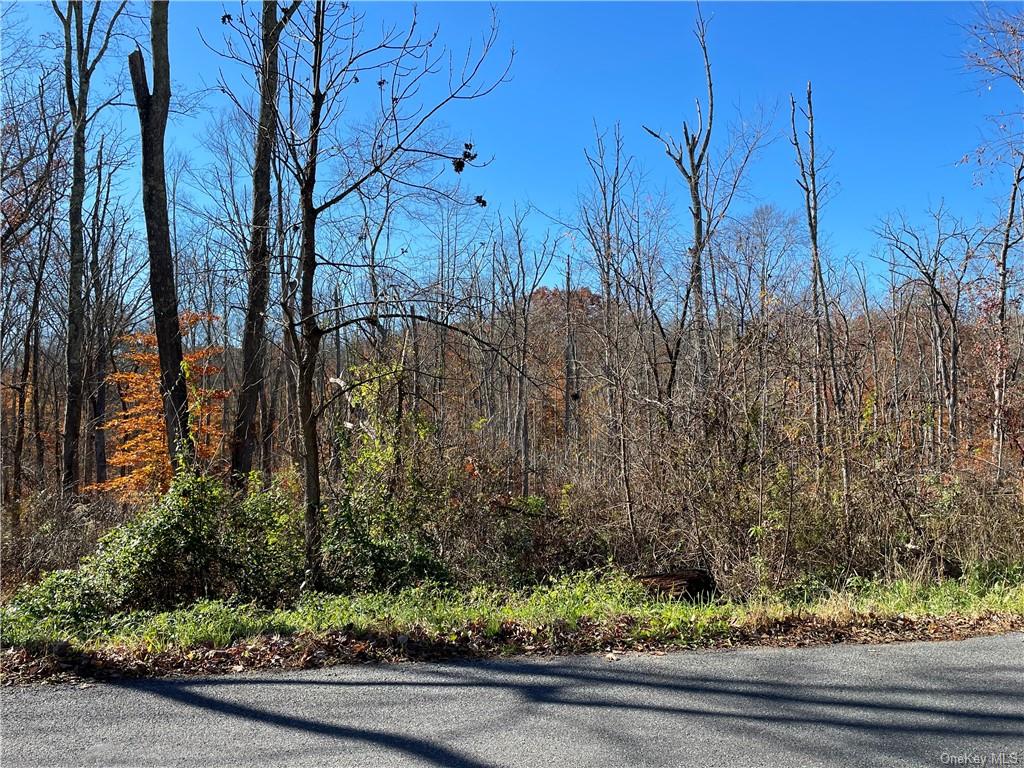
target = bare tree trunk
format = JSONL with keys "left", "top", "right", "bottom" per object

{"left": 87, "top": 141, "right": 111, "bottom": 486}
{"left": 562, "top": 249, "right": 577, "bottom": 443}
{"left": 518, "top": 332, "right": 529, "bottom": 499}
{"left": 32, "top": 320, "right": 44, "bottom": 477}
{"left": 330, "top": 286, "right": 344, "bottom": 476}
{"left": 53, "top": 2, "right": 90, "bottom": 494}
{"left": 61, "top": 81, "right": 87, "bottom": 495}
{"left": 259, "top": 375, "right": 276, "bottom": 491}
{"left": 993, "top": 155, "right": 1024, "bottom": 479}
{"left": 10, "top": 224, "right": 50, "bottom": 504}
{"left": 657, "top": 78, "right": 712, "bottom": 399}
{"left": 10, "top": 307, "right": 37, "bottom": 507}
{"left": 791, "top": 81, "right": 852, "bottom": 565}
{"left": 229, "top": 0, "right": 300, "bottom": 486}
{"left": 129, "top": 1, "right": 193, "bottom": 469}
{"left": 50, "top": 0, "right": 126, "bottom": 495}
{"left": 274, "top": 156, "right": 301, "bottom": 467}
{"left": 89, "top": 348, "right": 107, "bottom": 484}
{"left": 295, "top": 0, "right": 329, "bottom": 585}
{"left": 791, "top": 83, "right": 843, "bottom": 455}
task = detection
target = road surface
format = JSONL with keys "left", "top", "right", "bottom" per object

{"left": 3, "top": 633, "right": 1022, "bottom": 767}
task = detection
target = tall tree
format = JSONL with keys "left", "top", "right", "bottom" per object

{"left": 643, "top": 10, "right": 715, "bottom": 386}
{"left": 228, "top": 0, "right": 301, "bottom": 486}
{"left": 277, "top": 0, "right": 507, "bottom": 582}
{"left": 962, "top": 4, "right": 1024, "bottom": 478}
{"left": 129, "top": 1, "right": 192, "bottom": 469}
{"left": 50, "top": 0, "right": 126, "bottom": 494}
{"left": 643, "top": 8, "right": 766, "bottom": 429}
{"left": 990, "top": 155, "right": 1024, "bottom": 478}
{"left": 1, "top": 51, "right": 69, "bottom": 503}
{"left": 790, "top": 82, "right": 843, "bottom": 455}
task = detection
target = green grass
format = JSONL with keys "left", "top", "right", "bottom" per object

{"left": 4, "top": 567, "right": 1023, "bottom": 657}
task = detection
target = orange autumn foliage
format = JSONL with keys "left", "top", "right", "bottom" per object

{"left": 90, "top": 312, "right": 230, "bottom": 501}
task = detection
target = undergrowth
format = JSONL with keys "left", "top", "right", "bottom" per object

{"left": 3, "top": 473, "right": 1022, "bottom": 664}
{"left": 3, "top": 568, "right": 1022, "bottom": 655}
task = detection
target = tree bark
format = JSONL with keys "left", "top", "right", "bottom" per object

{"left": 295, "top": 0, "right": 329, "bottom": 585}
{"left": 128, "top": 1, "right": 192, "bottom": 469}
{"left": 50, "top": 0, "right": 125, "bottom": 494}
{"left": 992, "top": 154, "right": 1024, "bottom": 479}
{"left": 259, "top": 377, "right": 276, "bottom": 491}
{"left": 57, "top": 1, "right": 89, "bottom": 495}
{"left": 229, "top": 0, "right": 299, "bottom": 486}
{"left": 10, "top": 212, "right": 52, "bottom": 504}
{"left": 87, "top": 141, "right": 111, "bottom": 486}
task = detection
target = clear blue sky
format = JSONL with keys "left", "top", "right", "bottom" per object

{"left": 14, "top": 1, "right": 1023, "bottom": 266}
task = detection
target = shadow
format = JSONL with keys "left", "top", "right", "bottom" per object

{"left": 85, "top": 638, "right": 1024, "bottom": 767}
{"left": 3, "top": 636, "right": 1016, "bottom": 766}
{"left": 116, "top": 678, "right": 492, "bottom": 768}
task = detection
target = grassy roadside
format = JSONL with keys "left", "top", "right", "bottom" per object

{"left": 3, "top": 568, "right": 1023, "bottom": 683}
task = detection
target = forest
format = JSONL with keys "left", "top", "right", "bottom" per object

{"left": 1, "top": 1, "right": 1024, "bottom": 673}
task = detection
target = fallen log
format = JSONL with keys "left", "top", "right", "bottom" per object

{"left": 636, "top": 569, "right": 717, "bottom": 600}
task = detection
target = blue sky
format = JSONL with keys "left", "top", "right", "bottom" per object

{"left": 14, "top": 1, "right": 1023, "bottom": 267}
{"left": 396, "top": 1, "right": 1015, "bottom": 261}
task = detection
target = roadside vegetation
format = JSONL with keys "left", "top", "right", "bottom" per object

{"left": 3, "top": 4, "right": 1024, "bottom": 682}
{"left": 2, "top": 474, "right": 1021, "bottom": 681}
{"left": 6, "top": 567, "right": 1024, "bottom": 655}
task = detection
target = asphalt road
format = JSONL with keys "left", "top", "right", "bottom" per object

{"left": 3, "top": 634, "right": 1022, "bottom": 768}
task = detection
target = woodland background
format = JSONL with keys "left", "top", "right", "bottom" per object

{"left": 2, "top": 1, "right": 1023, "bottom": 607}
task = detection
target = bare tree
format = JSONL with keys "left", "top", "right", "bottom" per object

{"left": 643, "top": 10, "right": 716, "bottom": 383}
{"left": 50, "top": 0, "right": 126, "bottom": 493}
{"left": 962, "top": 3, "right": 1023, "bottom": 154}
{"left": 643, "top": 8, "right": 767, "bottom": 426}
{"left": 880, "top": 209, "right": 983, "bottom": 456}
{"left": 494, "top": 213, "right": 551, "bottom": 498}
{"left": 225, "top": 0, "right": 301, "bottom": 486}
{"left": 990, "top": 155, "right": 1024, "bottom": 477}
{"left": 276, "top": 0, "right": 508, "bottom": 582}
{"left": 790, "top": 83, "right": 844, "bottom": 454}
{"left": 128, "top": 0, "right": 192, "bottom": 468}
{"left": 0, "top": 69, "right": 69, "bottom": 255}
{"left": 962, "top": 4, "right": 1024, "bottom": 478}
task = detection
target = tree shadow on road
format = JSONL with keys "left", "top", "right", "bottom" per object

{"left": 117, "top": 676, "right": 493, "bottom": 767}
{"left": 106, "top": 643, "right": 1024, "bottom": 767}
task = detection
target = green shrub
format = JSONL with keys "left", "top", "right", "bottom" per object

{"left": 962, "top": 559, "right": 1024, "bottom": 589}
{"left": 89, "top": 473, "right": 225, "bottom": 610}
{"left": 321, "top": 493, "right": 447, "bottom": 593}
{"left": 1, "top": 568, "right": 112, "bottom": 642}
{"left": 319, "top": 367, "right": 449, "bottom": 592}
{"left": 221, "top": 478, "right": 304, "bottom": 602}
{"left": 2, "top": 475, "right": 221, "bottom": 638}
{"left": 2, "top": 473, "right": 311, "bottom": 643}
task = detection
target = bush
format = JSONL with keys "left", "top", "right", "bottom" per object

{"left": 2, "top": 475, "right": 220, "bottom": 639}
{"left": 319, "top": 370, "right": 449, "bottom": 592}
{"left": 90, "top": 473, "right": 225, "bottom": 610}
{"left": 1, "top": 568, "right": 113, "bottom": 642}
{"left": 321, "top": 493, "right": 448, "bottom": 593}
{"left": 221, "top": 478, "right": 304, "bottom": 602}
{"left": 2, "top": 473, "right": 308, "bottom": 642}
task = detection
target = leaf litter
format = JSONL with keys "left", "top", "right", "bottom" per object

{"left": 3, "top": 611, "right": 1020, "bottom": 686}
